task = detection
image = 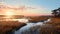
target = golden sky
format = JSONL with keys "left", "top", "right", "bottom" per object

{"left": 0, "top": 2, "right": 51, "bottom": 16}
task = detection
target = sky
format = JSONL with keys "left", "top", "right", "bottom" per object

{"left": 0, "top": 0, "right": 60, "bottom": 16}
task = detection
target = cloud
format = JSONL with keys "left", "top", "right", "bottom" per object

{"left": 0, "top": 2, "right": 51, "bottom": 16}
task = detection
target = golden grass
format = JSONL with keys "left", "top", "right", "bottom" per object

{"left": 0, "top": 21, "right": 26, "bottom": 34}
{"left": 39, "top": 17, "right": 60, "bottom": 34}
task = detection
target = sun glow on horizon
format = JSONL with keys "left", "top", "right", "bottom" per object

{"left": 0, "top": 2, "right": 51, "bottom": 16}
{"left": 5, "top": 10, "right": 14, "bottom": 18}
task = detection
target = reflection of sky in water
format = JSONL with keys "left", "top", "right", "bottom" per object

{"left": 14, "top": 19, "right": 51, "bottom": 34}
{"left": 15, "top": 22, "right": 44, "bottom": 34}
{"left": 15, "top": 23, "right": 35, "bottom": 34}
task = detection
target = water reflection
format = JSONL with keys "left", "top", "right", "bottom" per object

{"left": 14, "top": 18, "right": 51, "bottom": 34}
{"left": 0, "top": 18, "right": 29, "bottom": 23}
{"left": 15, "top": 22, "right": 44, "bottom": 34}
